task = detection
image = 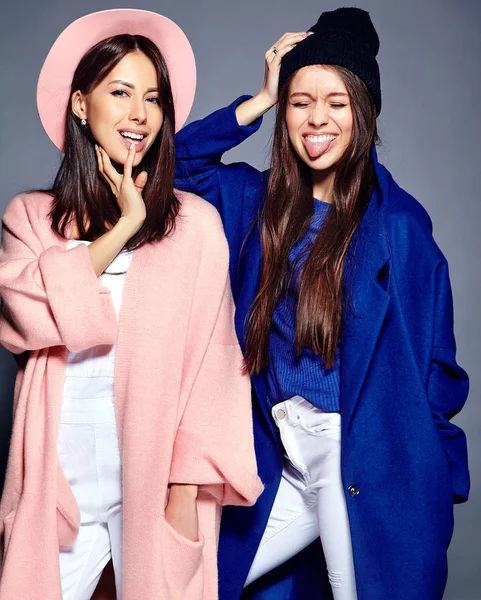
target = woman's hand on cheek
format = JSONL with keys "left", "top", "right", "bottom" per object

{"left": 165, "top": 484, "right": 199, "bottom": 542}
{"left": 95, "top": 143, "right": 147, "bottom": 235}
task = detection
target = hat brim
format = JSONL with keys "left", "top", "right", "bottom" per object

{"left": 37, "top": 8, "right": 196, "bottom": 151}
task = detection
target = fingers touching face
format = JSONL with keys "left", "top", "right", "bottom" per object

{"left": 72, "top": 51, "right": 164, "bottom": 168}
{"left": 285, "top": 65, "right": 354, "bottom": 173}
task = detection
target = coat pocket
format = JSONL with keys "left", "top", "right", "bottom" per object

{"left": 161, "top": 517, "right": 205, "bottom": 600}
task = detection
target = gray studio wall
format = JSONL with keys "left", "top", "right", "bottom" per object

{"left": 1, "top": 0, "right": 480, "bottom": 597}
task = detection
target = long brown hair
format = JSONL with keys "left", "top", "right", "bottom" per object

{"left": 244, "top": 66, "right": 378, "bottom": 374}
{"left": 47, "top": 34, "right": 178, "bottom": 250}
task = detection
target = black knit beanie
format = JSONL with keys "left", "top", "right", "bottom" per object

{"left": 279, "top": 7, "right": 382, "bottom": 116}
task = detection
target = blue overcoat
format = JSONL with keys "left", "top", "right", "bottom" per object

{"left": 174, "top": 97, "right": 470, "bottom": 600}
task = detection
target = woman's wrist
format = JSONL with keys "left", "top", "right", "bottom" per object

{"left": 165, "top": 484, "right": 200, "bottom": 542}
{"left": 88, "top": 216, "right": 142, "bottom": 277}
{"left": 117, "top": 214, "right": 145, "bottom": 238}
{"left": 168, "top": 484, "right": 198, "bottom": 500}
{"left": 256, "top": 88, "right": 277, "bottom": 111}
{"left": 235, "top": 91, "right": 275, "bottom": 127}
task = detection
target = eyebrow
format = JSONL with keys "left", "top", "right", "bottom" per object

{"left": 108, "top": 79, "right": 159, "bottom": 93}
{"left": 289, "top": 91, "right": 349, "bottom": 99}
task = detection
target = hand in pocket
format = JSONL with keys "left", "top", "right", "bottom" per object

{"left": 165, "top": 485, "right": 199, "bottom": 542}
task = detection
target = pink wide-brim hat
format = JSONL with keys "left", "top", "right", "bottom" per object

{"left": 37, "top": 8, "right": 196, "bottom": 151}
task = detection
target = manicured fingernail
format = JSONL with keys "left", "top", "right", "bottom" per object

{"left": 130, "top": 143, "right": 134, "bottom": 150}
{"left": 94, "top": 144, "right": 98, "bottom": 151}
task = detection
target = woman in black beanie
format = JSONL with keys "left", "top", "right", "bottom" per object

{"left": 175, "top": 7, "right": 469, "bottom": 600}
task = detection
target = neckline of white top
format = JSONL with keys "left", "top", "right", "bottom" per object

{"left": 66, "top": 238, "right": 134, "bottom": 275}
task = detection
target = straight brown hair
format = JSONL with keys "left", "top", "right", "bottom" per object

{"left": 244, "top": 66, "right": 378, "bottom": 374}
{"left": 47, "top": 34, "right": 178, "bottom": 250}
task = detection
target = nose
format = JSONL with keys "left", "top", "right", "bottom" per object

{"left": 129, "top": 94, "right": 147, "bottom": 124}
{"left": 308, "top": 101, "right": 329, "bottom": 128}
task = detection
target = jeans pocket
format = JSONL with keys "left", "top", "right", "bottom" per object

{"left": 297, "top": 412, "right": 341, "bottom": 440}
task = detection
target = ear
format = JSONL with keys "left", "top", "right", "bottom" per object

{"left": 71, "top": 90, "right": 88, "bottom": 120}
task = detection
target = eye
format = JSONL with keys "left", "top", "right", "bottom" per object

{"left": 111, "top": 89, "right": 129, "bottom": 98}
{"left": 292, "top": 102, "right": 309, "bottom": 108}
{"left": 330, "top": 103, "right": 347, "bottom": 108}
{"left": 146, "top": 97, "right": 160, "bottom": 105}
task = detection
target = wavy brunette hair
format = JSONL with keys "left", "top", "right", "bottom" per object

{"left": 244, "top": 66, "right": 378, "bottom": 374}
{"left": 47, "top": 34, "right": 178, "bottom": 250}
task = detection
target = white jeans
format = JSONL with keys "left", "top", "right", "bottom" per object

{"left": 57, "top": 395, "right": 123, "bottom": 600}
{"left": 245, "top": 396, "right": 357, "bottom": 599}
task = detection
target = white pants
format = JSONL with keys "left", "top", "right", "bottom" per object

{"left": 57, "top": 396, "right": 123, "bottom": 600}
{"left": 245, "top": 396, "right": 358, "bottom": 599}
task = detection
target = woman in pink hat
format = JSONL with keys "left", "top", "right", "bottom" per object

{"left": 0, "top": 9, "right": 262, "bottom": 600}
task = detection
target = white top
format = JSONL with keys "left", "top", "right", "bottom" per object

{"left": 62, "top": 240, "right": 134, "bottom": 400}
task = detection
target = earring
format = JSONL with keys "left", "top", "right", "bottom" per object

{"left": 81, "top": 118, "right": 87, "bottom": 126}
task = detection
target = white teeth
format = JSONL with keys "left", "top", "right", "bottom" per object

{"left": 120, "top": 131, "right": 144, "bottom": 141}
{"left": 305, "top": 135, "right": 336, "bottom": 143}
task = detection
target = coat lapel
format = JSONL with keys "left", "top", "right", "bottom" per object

{"left": 341, "top": 150, "right": 391, "bottom": 430}
{"left": 113, "top": 240, "right": 168, "bottom": 449}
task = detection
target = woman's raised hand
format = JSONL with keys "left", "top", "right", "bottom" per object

{"left": 235, "top": 31, "right": 312, "bottom": 127}
{"left": 85, "top": 143, "right": 148, "bottom": 277}
{"left": 95, "top": 143, "right": 147, "bottom": 233}
{"left": 260, "top": 31, "right": 313, "bottom": 105}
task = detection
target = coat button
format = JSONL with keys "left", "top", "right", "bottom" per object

{"left": 348, "top": 485, "right": 359, "bottom": 497}
{"left": 276, "top": 409, "right": 286, "bottom": 420}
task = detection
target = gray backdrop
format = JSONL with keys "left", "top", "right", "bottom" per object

{"left": 1, "top": 0, "right": 480, "bottom": 597}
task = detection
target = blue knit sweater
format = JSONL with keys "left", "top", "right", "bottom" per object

{"left": 267, "top": 199, "right": 340, "bottom": 411}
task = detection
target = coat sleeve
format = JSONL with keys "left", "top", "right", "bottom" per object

{"left": 427, "top": 261, "right": 470, "bottom": 503}
{"left": 175, "top": 95, "right": 263, "bottom": 212}
{"left": 175, "top": 97, "right": 267, "bottom": 290}
{"left": 169, "top": 202, "right": 263, "bottom": 506}
{"left": 0, "top": 194, "right": 117, "bottom": 354}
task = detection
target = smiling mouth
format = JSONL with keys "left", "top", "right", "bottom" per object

{"left": 119, "top": 131, "right": 146, "bottom": 143}
{"left": 118, "top": 130, "right": 148, "bottom": 153}
{"left": 304, "top": 134, "right": 338, "bottom": 143}
{"left": 302, "top": 134, "right": 338, "bottom": 159}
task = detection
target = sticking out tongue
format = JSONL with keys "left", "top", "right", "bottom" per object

{"left": 303, "top": 137, "right": 336, "bottom": 160}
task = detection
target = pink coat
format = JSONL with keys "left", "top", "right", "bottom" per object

{"left": 0, "top": 191, "right": 263, "bottom": 599}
